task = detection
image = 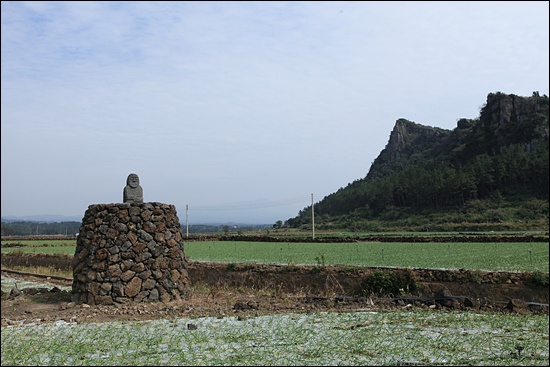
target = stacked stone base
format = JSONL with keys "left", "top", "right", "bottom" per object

{"left": 72, "top": 202, "right": 190, "bottom": 305}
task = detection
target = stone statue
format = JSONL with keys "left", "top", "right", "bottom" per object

{"left": 123, "top": 173, "right": 143, "bottom": 204}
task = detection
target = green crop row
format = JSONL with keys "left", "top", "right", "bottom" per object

{"left": 2, "top": 240, "right": 548, "bottom": 273}
{"left": 184, "top": 241, "right": 549, "bottom": 272}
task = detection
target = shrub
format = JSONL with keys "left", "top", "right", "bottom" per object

{"left": 314, "top": 253, "right": 326, "bottom": 267}
{"left": 359, "top": 269, "right": 419, "bottom": 297}
{"left": 469, "top": 269, "right": 483, "bottom": 284}
{"left": 310, "top": 266, "right": 321, "bottom": 274}
{"left": 526, "top": 271, "right": 549, "bottom": 287}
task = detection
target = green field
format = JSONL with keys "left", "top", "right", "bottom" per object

{"left": 0, "top": 239, "right": 75, "bottom": 255}
{"left": 0, "top": 239, "right": 74, "bottom": 246}
{"left": 1, "top": 246, "right": 76, "bottom": 255}
{"left": 184, "top": 241, "right": 549, "bottom": 272}
{"left": 1, "top": 239, "right": 548, "bottom": 272}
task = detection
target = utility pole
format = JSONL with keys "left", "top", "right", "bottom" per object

{"left": 186, "top": 205, "right": 189, "bottom": 237}
{"left": 311, "top": 193, "right": 315, "bottom": 240}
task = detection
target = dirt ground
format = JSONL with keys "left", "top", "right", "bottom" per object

{"left": 2, "top": 260, "right": 548, "bottom": 325}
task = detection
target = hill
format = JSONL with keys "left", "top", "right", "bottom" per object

{"left": 286, "top": 92, "right": 549, "bottom": 232}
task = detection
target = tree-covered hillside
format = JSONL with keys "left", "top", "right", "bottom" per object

{"left": 286, "top": 92, "right": 549, "bottom": 232}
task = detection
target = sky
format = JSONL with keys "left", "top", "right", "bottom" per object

{"left": 2, "top": 1, "right": 549, "bottom": 224}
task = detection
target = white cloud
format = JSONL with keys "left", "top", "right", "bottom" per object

{"left": 2, "top": 1, "right": 549, "bottom": 223}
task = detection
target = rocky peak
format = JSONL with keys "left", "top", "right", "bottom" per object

{"left": 475, "top": 91, "right": 549, "bottom": 154}
{"left": 366, "top": 119, "right": 450, "bottom": 179}
{"left": 367, "top": 92, "right": 548, "bottom": 179}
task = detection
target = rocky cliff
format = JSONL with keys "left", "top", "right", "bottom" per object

{"left": 286, "top": 91, "right": 549, "bottom": 229}
{"left": 367, "top": 92, "right": 549, "bottom": 180}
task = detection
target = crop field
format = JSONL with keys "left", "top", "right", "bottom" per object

{"left": 2, "top": 239, "right": 548, "bottom": 272}
{"left": 2, "top": 235, "right": 548, "bottom": 366}
{"left": 1, "top": 239, "right": 73, "bottom": 246}
{"left": 185, "top": 241, "right": 549, "bottom": 272}
{"left": 1, "top": 275, "right": 549, "bottom": 367}
{"left": 1, "top": 245, "right": 76, "bottom": 255}
{"left": 1, "top": 306, "right": 548, "bottom": 365}
{"left": 1, "top": 239, "right": 75, "bottom": 255}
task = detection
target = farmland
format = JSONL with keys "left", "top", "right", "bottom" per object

{"left": 1, "top": 233, "right": 549, "bottom": 272}
{"left": 1, "top": 233, "right": 549, "bottom": 366}
{"left": 2, "top": 306, "right": 548, "bottom": 366}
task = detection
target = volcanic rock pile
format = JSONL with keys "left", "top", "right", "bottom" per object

{"left": 71, "top": 202, "right": 190, "bottom": 305}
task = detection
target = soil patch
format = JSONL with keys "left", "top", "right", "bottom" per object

{"left": 1, "top": 254, "right": 548, "bottom": 325}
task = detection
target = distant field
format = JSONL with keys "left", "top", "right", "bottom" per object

{"left": 1, "top": 238, "right": 548, "bottom": 272}
{"left": 184, "top": 241, "right": 549, "bottom": 272}
{"left": 1, "top": 246, "right": 76, "bottom": 255}
{"left": 1, "top": 239, "right": 75, "bottom": 255}
{"left": 0, "top": 239, "right": 74, "bottom": 246}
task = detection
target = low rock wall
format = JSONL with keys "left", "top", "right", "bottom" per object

{"left": 71, "top": 202, "right": 190, "bottom": 305}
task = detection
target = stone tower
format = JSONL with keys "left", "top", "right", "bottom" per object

{"left": 71, "top": 202, "right": 190, "bottom": 305}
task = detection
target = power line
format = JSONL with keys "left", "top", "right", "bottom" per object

{"left": 190, "top": 195, "right": 311, "bottom": 211}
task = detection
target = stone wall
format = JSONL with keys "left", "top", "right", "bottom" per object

{"left": 71, "top": 202, "right": 190, "bottom": 305}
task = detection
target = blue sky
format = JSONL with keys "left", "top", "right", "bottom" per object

{"left": 1, "top": 1, "right": 549, "bottom": 224}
